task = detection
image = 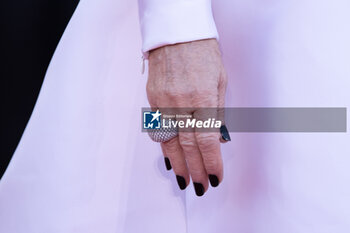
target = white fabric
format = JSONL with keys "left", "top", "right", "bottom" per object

{"left": 0, "top": 0, "right": 350, "bottom": 233}
{"left": 138, "top": 0, "right": 218, "bottom": 56}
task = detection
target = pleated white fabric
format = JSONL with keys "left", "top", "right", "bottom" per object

{"left": 1, "top": 0, "right": 350, "bottom": 233}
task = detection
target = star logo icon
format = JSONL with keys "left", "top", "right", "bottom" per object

{"left": 143, "top": 109, "right": 162, "bottom": 129}
{"left": 150, "top": 110, "right": 161, "bottom": 122}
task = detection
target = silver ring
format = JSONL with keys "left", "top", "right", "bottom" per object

{"left": 147, "top": 117, "right": 178, "bottom": 142}
{"left": 147, "top": 126, "right": 178, "bottom": 142}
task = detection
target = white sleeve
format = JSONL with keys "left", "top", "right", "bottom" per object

{"left": 138, "top": 0, "right": 218, "bottom": 57}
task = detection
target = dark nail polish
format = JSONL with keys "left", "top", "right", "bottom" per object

{"left": 209, "top": 174, "right": 219, "bottom": 187}
{"left": 176, "top": 175, "right": 187, "bottom": 190}
{"left": 193, "top": 182, "right": 204, "bottom": 196}
{"left": 220, "top": 125, "right": 231, "bottom": 141}
{"left": 164, "top": 157, "right": 172, "bottom": 170}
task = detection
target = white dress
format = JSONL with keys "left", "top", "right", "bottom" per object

{"left": 1, "top": 0, "right": 350, "bottom": 232}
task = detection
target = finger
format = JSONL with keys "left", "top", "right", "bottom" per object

{"left": 194, "top": 110, "right": 223, "bottom": 188}
{"left": 162, "top": 137, "right": 190, "bottom": 190}
{"left": 218, "top": 69, "right": 231, "bottom": 143}
{"left": 179, "top": 131, "right": 208, "bottom": 196}
{"left": 195, "top": 131, "right": 223, "bottom": 187}
{"left": 161, "top": 143, "right": 172, "bottom": 171}
{"left": 220, "top": 125, "right": 231, "bottom": 143}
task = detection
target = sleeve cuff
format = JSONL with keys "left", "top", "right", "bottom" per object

{"left": 138, "top": 0, "right": 218, "bottom": 57}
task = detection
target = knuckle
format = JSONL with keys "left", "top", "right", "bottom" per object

{"left": 189, "top": 167, "right": 204, "bottom": 178}
{"left": 163, "top": 87, "right": 180, "bottom": 98}
{"left": 192, "top": 92, "right": 217, "bottom": 106}
{"left": 163, "top": 86, "right": 193, "bottom": 100}
{"left": 204, "top": 157, "right": 220, "bottom": 172}
{"left": 196, "top": 134, "right": 218, "bottom": 151}
{"left": 179, "top": 137, "right": 196, "bottom": 151}
{"left": 162, "top": 138, "right": 179, "bottom": 154}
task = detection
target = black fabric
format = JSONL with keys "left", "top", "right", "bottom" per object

{"left": 0, "top": 0, "right": 79, "bottom": 179}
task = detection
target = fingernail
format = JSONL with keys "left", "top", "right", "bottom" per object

{"left": 209, "top": 174, "right": 219, "bottom": 187}
{"left": 176, "top": 175, "right": 187, "bottom": 190}
{"left": 164, "top": 157, "right": 172, "bottom": 170}
{"left": 220, "top": 125, "right": 231, "bottom": 141}
{"left": 193, "top": 182, "right": 205, "bottom": 196}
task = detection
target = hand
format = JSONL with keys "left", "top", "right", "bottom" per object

{"left": 147, "top": 39, "right": 228, "bottom": 196}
